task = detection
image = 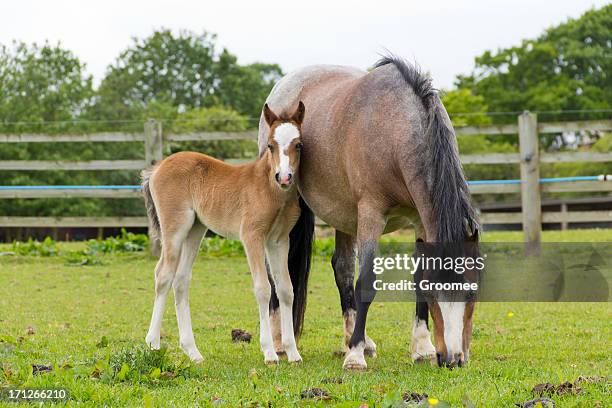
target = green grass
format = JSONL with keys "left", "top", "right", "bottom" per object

{"left": 0, "top": 230, "right": 610, "bottom": 407}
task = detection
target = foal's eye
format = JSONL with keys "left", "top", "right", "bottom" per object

{"left": 267, "top": 144, "right": 274, "bottom": 152}
{"left": 295, "top": 143, "right": 303, "bottom": 151}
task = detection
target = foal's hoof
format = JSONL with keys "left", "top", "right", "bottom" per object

{"left": 287, "top": 351, "right": 303, "bottom": 363}
{"left": 264, "top": 350, "right": 279, "bottom": 365}
{"left": 145, "top": 335, "right": 160, "bottom": 351}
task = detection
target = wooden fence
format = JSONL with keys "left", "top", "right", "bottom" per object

{"left": 1, "top": 114, "right": 611, "bottom": 250}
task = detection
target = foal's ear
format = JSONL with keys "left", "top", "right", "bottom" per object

{"left": 263, "top": 103, "right": 279, "bottom": 127}
{"left": 291, "top": 101, "right": 306, "bottom": 125}
{"left": 468, "top": 228, "right": 479, "bottom": 242}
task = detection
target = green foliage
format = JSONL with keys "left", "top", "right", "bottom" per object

{"left": 11, "top": 236, "right": 58, "bottom": 257}
{"left": 107, "top": 345, "right": 185, "bottom": 384}
{"left": 0, "top": 41, "right": 93, "bottom": 134}
{"left": 86, "top": 229, "right": 148, "bottom": 254}
{"left": 456, "top": 5, "right": 611, "bottom": 123}
{"left": 87, "top": 29, "right": 281, "bottom": 124}
{"left": 167, "top": 106, "right": 257, "bottom": 159}
{"left": 0, "top": 231, "right": 610, "bottom": 406}
{"left": 442, "top": 89, "right": 491, "bottom": 127}
{"left": 199, "top": 236, "right": 245, "bottom": 257}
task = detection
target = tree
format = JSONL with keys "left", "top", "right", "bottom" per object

{"left": 88, "top": 29, "right": 282, "bottom": 124}
{"left": 456, "top": 5, "right": 611, "bottom": 123}
{"left": 442, "top": 88, "right": 491, "bottom": 127}
{"left": 0, "top": 41, "right": 93, "bottom": 134}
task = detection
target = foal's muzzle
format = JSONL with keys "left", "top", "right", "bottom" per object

{"left": 275, "top": 172, "right": 293, "bottom": 188}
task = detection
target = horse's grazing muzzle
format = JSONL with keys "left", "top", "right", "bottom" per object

{"left": 437, "top": 351, "right": 465, "bottom": 368}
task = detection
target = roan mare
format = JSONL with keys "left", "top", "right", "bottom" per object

{"left": 142, "top": 102, "right": 310, "bottom": 364}
{"left": 259, "top": 56, "right": 480, "bottom": 370}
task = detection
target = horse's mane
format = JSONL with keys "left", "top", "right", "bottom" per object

{"left": 374, "top": 55, "right": 478, "bottom": 242}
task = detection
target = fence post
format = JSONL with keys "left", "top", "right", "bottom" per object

{"left": 518, "top": 111, "right": 541, "bottom": 255}
{"left": 144, "top": 119, "right": 163, "bottom": 256}
{"left": 144, "top": 119, "right": 163, "bottom": 167}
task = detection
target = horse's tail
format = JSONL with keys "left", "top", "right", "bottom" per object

{"left": 141, "top": 166, "right": 161, "bottom": 246}
{"left": 288, "top": 196, "right": 315, "bottom": 337}
{"left": 374, "top": 55, "right": 478, "bottom": 242}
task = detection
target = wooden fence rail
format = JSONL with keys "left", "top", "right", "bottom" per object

{"left": 1, "top": 115, "right": 611, "bottom": 251}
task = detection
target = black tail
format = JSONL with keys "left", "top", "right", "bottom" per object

{"left": 289, "top": 197, "right": 315, "bottom": 336}
{"left": 271, "top": 196, "right": 314, "bottom": 337}
{"left": 375, "top": 55, "right": 478, "bottom": 241}
{"left": 141, "top": 167, "right": 161, "bottom": 248}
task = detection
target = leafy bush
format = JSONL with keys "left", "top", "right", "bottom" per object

{"left": 313, "top": 237, "right": 335, "bottom": 258}
{"left": 102, "top": 345, "right": 194, "bottom": 384}
{"left": 200, "top": 236, "right": 244, "bottom": 257}
{"left": 86, "top": 229, "right": 148, "bottom": 254}
{"left": 11, "top": 237, "right": 58, "bottom": 257}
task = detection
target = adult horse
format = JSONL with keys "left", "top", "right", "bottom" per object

{"left": 259, "top": 56, "right": 479, "bottom": 370}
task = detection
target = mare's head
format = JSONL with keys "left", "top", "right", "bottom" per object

{"left": 262, "top": 101, "right": 305, "bottom": 189}
{"left": 417, "top": 230, "right": 481, "bottom": 368}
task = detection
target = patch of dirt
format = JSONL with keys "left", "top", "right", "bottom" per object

{"left": 321, "top": 377, "right": 343, "bottom": 384}
{"left": 32, "top": 364, "right": 52, "bottom": 375}
{"left": 554, "top": 381, "right": 582, "bottom": 396}
{"left": 532, "top": 379, "right": 584, "bottom": 396}
{"left": 231, "top": 329, "right": 252, "bottom": 343}
{"left": 575, "top": 375, "right": 607, "bottom": 385}
{"left": 516, "top": 397, "right": 555, "bottom": 408}
{"left": 26, "top": 326, "right": 35, "bottom": 335}
{"left": 403, "top": 392, "right": 428, "bottom": 402}
{"left": 332, "top": 350, "right": 345, "bottom": 358}
{"left": 300, "top": 387, "right": 330, "bottom": 400}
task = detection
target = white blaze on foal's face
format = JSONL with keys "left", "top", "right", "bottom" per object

{"left": 272, "top": 123, "right": 301, "bottom": 185}
{"left": 262, "top": 101, "right": 305, "bottom": 189}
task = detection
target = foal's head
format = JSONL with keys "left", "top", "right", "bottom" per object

{"left": 263, "top": 102, "right": 305, "bottom": 189}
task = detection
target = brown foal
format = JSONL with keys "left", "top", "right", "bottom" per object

{"left": 142, "top": 102, "right": 306, "bottom": 364}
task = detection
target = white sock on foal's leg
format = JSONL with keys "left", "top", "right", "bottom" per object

{"left": 145, "top": 256, "right": 176, "bottom": 350}
{"left": 172, "top": 225, "right": 206, "bottom": 363}
{"left": 256, "top": 286, "right": 278, "bottom": 364}
{"left": 266, "top": 241, "right": 301, "bottom": 362}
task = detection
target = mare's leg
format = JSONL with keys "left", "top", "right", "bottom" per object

{"left": 343, "top": 204, "right": 385, "bottom": 371}
{"left": 173, "top": 222, "right": 207, "bottom": 362}
{"left": 332, "top": 230, "right": 377, "bottom": 356}
{"left": 145, "top": 210, "right": 195, "bottom": 350}
{"left": 243, "top": 233, "right": 278, "bottom": 364}
{"left": 411, "top": 225, "right": 436, "bottom": 362}
{"left": 266, "top": 239, "right": 302, "bottom": 362}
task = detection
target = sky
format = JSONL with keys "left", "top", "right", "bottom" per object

{"left": 2, "top": 0, "right": 608, "bottom": 90}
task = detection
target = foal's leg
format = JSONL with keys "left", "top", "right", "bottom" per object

{"left": 411, "top": 226, "right": 436, "bottom": 362}
{"left": 145, "top": 210, "right": 194, "bottom": 351}
{"left": 243, "top": 233, "right": 278, "bottom": 364}
{"left": 266, "top": 239, "right": 302, "bottom": 362}
{"left": 332, "top": 230, "right": 377, "bottom": 356}
{"left": 343, "top": 204, "right": 385, "bottom": 371}
{"left": 173, "top": 222, "right": 206, "bottom": 362}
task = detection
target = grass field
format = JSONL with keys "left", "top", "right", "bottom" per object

{"left": 0, "top": 230, "right": 610, "bottom": 407}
